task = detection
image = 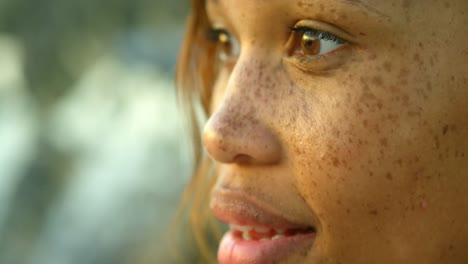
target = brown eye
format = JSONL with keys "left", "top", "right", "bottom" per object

{"left": 218, "top": 32, "right": 235, "bottom": 60}
{"left": 290, "top": 27, "right": 346, "bottom": 57}
{"left": 207, "top": 28, "right": 240, "bottom": 62}
{"left": 301, "top": 31, "right": 320, "bottom": 55}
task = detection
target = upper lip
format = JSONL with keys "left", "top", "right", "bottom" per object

{"left": 210, "top": 188, "right": 315, "bottom": 230}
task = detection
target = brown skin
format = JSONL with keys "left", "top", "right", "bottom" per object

{"left": 202, "top": 0, "right": 468, "bottom": 263}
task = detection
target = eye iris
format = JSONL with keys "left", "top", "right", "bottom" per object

{"left": 301, "top": 31, "right": 320, "bottom": 55}
{"left": 219, "top": 32, "right": 233, "bottom": 59}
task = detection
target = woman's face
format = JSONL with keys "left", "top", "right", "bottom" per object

{"left": 202, "top": 0, "right": 468, "bottom": 263}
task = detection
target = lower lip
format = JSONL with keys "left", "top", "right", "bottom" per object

{"left": 218, "top": 230, "right": 316, "bottom": 264}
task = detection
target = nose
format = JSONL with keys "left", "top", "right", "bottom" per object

{"left": 202, "top": 98, "right": 283, "bottom": 166}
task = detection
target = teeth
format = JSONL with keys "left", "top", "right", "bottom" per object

{"left": 242, "top": 232, "right": 252, "bottom": 241}
{"left": 231, "top": 225, "right": 253, "bottom": 232}
{"left": 272, "top": 234, "right": 285, "bottom": 240}
{"left": 274, "top": 228, "right": 285, "bottom": 234}
{"left": 231, "top": 225, "right": 296, "bottom": 241}
{"left": 254, "top": 227, "right": 269, "bottom": 233}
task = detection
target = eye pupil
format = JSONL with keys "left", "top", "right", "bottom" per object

{"left": 301, "top": 31, "right": 320, "bottom": 55}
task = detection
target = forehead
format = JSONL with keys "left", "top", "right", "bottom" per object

{"left": 205, "top": 0, "right": 411, "bottom": 25}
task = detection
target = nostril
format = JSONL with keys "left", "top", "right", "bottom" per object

{"left": 233, "top": 154, "right": 252, "bottom": 165}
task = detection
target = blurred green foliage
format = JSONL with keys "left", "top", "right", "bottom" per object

{"left": 0, "top": 0, "right": 188, "bottom": 108}
{"left": 0, "top": 1, "right": 190, "bottom": 263}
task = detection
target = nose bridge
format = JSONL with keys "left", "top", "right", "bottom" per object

{"left": 202, "top": 57, "right": 283, "bottom": 165}
{"left": 226, "top": 54, "right": 279, "bottom": 108}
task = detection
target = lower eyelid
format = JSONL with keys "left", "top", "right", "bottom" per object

{"left": 287, "top": 45, "right": 353, "bottom": 73}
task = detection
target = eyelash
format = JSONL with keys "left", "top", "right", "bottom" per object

{"left": 206, "top": 25, "right": 349, "bottom": 71}
{"left": 207, "top": 28, "right": 228, "bottom": 42}
{"left": 289, "top": 26, "right": 346, "bottom": 45}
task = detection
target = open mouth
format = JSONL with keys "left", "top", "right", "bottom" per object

{"left": 230, "top": 224, "right": 316, "bottom": 241}
{"left": 218, "top": 224, "right": 316, "bottom": 264}
{"left": 211, "top": 189, "right": 318, "bottom": 264}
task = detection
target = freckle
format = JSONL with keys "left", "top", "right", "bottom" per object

{"left": 442, "top": 124, "right": 449, "bottom": 135}
{"left": 418, "top": 42, "right": 424, "bottom": 49}
{"left": 380, "top": 138, "right": 388, "bottom": 147}
{"left": 317, "top": 163, "right": 323, "bottom": 170}
{"left": 426, "top": 82, "right": 432, "bottom": 91}
{"left": 420, "top": 199, "right": 428, "bottom": 209}
{"left": 445, "top": 2, "right": 450, "bottom": 8}
{"left": 377, "top": 101, "right": 383, "bottom": 110}
{"left": 402, "top": 0, "right": 410, "bottom": 8}
{"left": 407, "top": 110, "right": 419, "bottom": 117}
{"left": 369, "top": 209, "right": 378, "bottom": 215}
{"left": 396, "top": 159, "right": 403, "bottom": 166}
{"left": 332, "top": 157, "right": 340, "bottom": 167}
{"left": 371, "top": 76, "right": 383, "bottom": 86}
{"left": 319, "top": 3, "right": 324, "bottom": 11}
{"left": 359, "top": 32, "right": 366, "bottom": 36}
{"left": 258, "top": 70, "right": 264, "bottom": 79}
{"left": 369, "top": 171, "right": 374, "bottom": 176}
{"left": 386, "top": 172, "right": 393, "bottom": 181}
{"left": 363, "top": 119, "right": 368, "bottom": 127}
{"left": 368, "top": 53, "right": 377, "bottom": 60}
{"left": 330, "top": 8, "right": 336, "bottom": 13}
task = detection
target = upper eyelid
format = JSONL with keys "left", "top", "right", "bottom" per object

{"left": 205, "top": 3, "right": 235, "bottom": 35}
{"left": 292, "top": 20, "right": 358, "bottom": 43}
{"left": 207, "top": 28, "right": 228, "bottom": 42}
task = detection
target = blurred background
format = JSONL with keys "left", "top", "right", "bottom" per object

{"left": 0, "top": 0, "right": 191, "bottom": 263}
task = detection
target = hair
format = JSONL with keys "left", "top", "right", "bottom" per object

{"left": 173, "top": 0, "right": 221, "bottom": 263}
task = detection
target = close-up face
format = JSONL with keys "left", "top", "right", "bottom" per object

{"left": 198, "top": 0, "right": 468, "bottom": 263}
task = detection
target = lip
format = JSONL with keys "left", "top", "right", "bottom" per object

{"left": 211, "top": 188, "right": 316, "bottom": 264}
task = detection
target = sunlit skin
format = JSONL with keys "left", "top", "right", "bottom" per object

{"left": 202, "top": 0, "right": 468, "bottom": 263}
